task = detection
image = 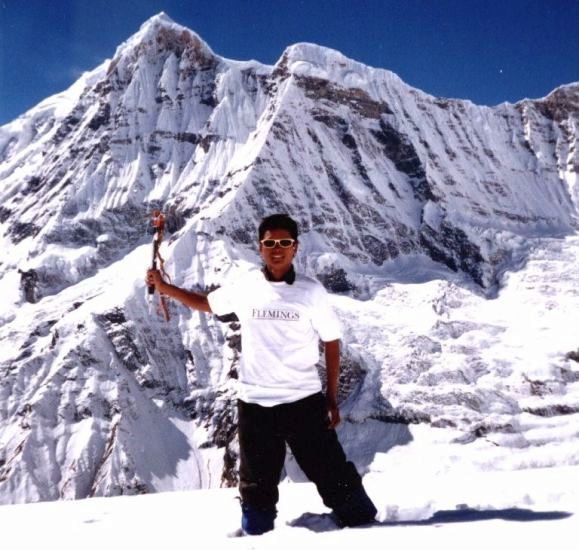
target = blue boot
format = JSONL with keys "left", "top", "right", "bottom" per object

{"left": 241, "top": 503, "right": 277, "bottom": 535}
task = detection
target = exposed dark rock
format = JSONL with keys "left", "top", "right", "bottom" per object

{"left": 371, "top": 120, "right": 430, "bottom": 193}
{"left": 50, "top": 330, "right": 59, "bottom": 349}
{"left": 521, "top": 85, "right": 579, "bottom": 123}
{"left": 44, "top": 217, "right": 103, "bottom": 246}
{"left": 559, "top": 366, "right": 579, "bottom": 382}
{"left": 523, "top": 404, "right": 579, "bottom": 417}
{"left": 211, "top": 396, "right": 237, "bottom": 448}
{"left": 73, "top": 406, "right": 93, "bottom": 422}
{"left": 370, "top": 408, "right": 432, "bottom": 425}
{"left": 221, "top": 443, "right": 239, "bottom": 487}
{"left": 8, "top": 222, "right": 40, "bottom": 244}
{"left": 317, "top": 346, "right": 366, "bottom": 405}
{"left": 227, "top": 333, "right": 241, "bottom": 351}
{"left": 522, "top": 374, "right": 560, "bottom": 397}
{"left": 95, "top": 308, "right": 147, "bottom": 373}
{"left": 18, "top": 269, "right": 39, "bottom": 303}
{"left": 312, "top": 110, "right": 348, "bottom": 130}
{"left": 102, "top": 308, "right": 127, "bottom": 325}
{"left": 30, "top": 319, "right": 58, "bottom": 337}
{"left": 420, "top": 222, "right": 486, "bottom": 286}
{"left": 26, "top": 176, "right": 44, "bottom": 192}
{"left": 199, "top": 134, "right": 218, "bottom": 152}
{"left": 296, "top": 75, "right": 393, "bottom": 119}
{"left": 0, "top": 206, "right": 11, "bottom": 223}
{"left": 53, "top": 113, "right": 82, "bottom": 143}
{"left": 88, "top": 103, "right": 111, "bottom": 131}
{"left": 361, "top": 234, "right": 392, "bottom": 265}
{"left": 317, "top": 267, "right": 355, "bottom": 293}
{"left": 175, "top": 132, "right": 199, "bottom": 144}
{"left": 472, "top": 422, "right": 516, "bottom": 438}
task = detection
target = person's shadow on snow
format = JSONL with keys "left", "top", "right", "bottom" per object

{"left": 288, "top": 508, "right": 573, "bottom": 532}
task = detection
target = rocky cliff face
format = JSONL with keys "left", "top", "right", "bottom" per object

{"left": 0, "top": 13, "right": 577, "bottom": 504}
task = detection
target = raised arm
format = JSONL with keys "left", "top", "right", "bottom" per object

{"left": 147, "top": 269, "right": 212, "bottom": 313}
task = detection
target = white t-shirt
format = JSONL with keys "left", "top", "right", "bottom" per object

{"left": 207, "top": 268, "right": 342, "bottom": 406}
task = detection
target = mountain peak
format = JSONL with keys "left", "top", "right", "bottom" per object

{"left": 139, "top": 11, "right": 177, "bottom": 30}
{"left": 135, "top": 12, "right": 192, "bottom": 41}
{"left": 275, "top": 41, "right": 402, "bottom": 93}
{"left": 280, "top": 42, "right": 364, "bottom": 72}
{"left": 131, "top": 11, "right": 212, "bottom": 50}
{"left": 108, "top": 13, "right": 217, "bottom": 73}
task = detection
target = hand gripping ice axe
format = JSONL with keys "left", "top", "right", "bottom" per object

{"left": 147, "top": 210, "right": 171, "bottom": 321}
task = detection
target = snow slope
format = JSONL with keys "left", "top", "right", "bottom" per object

{"left": 0, "top": 463, "right": 576, "bottom": 550}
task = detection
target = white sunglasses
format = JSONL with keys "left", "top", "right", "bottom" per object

{"left": 260, "top": 238, "right": 296, "bottom": 248}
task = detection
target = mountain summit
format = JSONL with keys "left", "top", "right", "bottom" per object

{"left": 0, "top": 16, "right": 578, "bottom": 504}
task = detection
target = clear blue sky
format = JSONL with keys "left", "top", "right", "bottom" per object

{"left": 1, "top": 0, "right": 578, "bottom": 125}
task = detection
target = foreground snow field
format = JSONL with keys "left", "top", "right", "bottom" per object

{"left": 0, "top": 458, "right": 576, "bottom": 550}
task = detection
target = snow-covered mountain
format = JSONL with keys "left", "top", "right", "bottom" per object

{"left": 0, "top": 13, "right": 578, "bottom": 504}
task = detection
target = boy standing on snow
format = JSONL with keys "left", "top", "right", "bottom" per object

{"left": 147, "top": 213, "right": 377, "bottom": 535}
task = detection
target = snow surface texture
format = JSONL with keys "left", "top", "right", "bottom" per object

{"left": 0, "top": 13, "right": 578, "bottom": 506}
{"left": 0, "top": 465, "right": 576, "bottom": 549}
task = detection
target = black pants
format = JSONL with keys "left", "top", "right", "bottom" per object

{"left": 238, "top": 392, "right": 364, "bottom": 512}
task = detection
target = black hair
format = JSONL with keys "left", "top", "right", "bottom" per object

{"left": 258, "top": 214, "right": 299, "bottom": 241}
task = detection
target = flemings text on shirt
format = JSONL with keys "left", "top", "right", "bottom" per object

{"left": 252, "top": 308, "right": 300, "bottom": 321}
